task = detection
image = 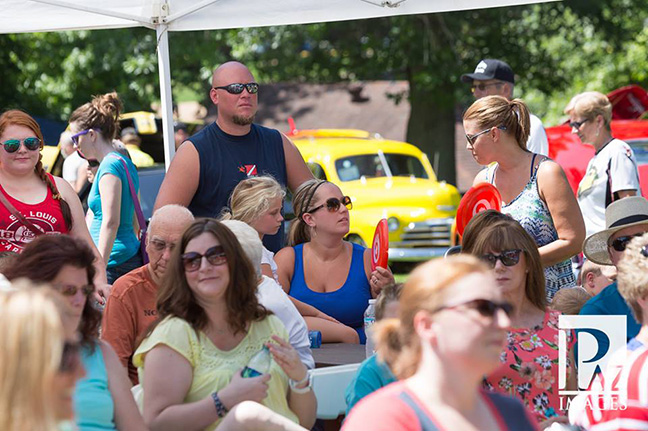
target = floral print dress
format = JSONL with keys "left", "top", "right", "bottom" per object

{"left": 483, "top": 309, "right": 574, "bottom": 423}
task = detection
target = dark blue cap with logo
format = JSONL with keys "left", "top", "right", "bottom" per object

{"left": 461, "top": 59, "right": 515, "bottom": 84}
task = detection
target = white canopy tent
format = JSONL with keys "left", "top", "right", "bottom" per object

{"left": 3, "top": 0, "right": 556, "bottom": 169}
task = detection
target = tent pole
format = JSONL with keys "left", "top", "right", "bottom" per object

{"left": 156, "top": 23, "right": 175, "bottom": 171}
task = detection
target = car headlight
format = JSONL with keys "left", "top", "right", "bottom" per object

{"left": 387, "top": 217, "right": 400, "bottom": 232}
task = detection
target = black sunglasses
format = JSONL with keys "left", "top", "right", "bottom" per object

{"left": 465, "top": 125, "right": 507, "bottom": 146}
{"left": 569, "top": 119, "right": 589, "bottom": 129}
{"left": 435, "top": 298, "right": 514, "bottom": 318}
{"left": 2, "top": 137, "right": 42, "bottom": 153}
{"left": 59, "top": 341, "right": 82, "bottom": 373}
{"left": 182, "top": 245, "right": 227, "bottom": 272}
{"left": 308, "top": 196, "right": 353, "bottom": 214}
{"left": 480, "top": 249, "right": 522, "bottom": 268}
{"left": 214, "top": 83, "right": 259, "bottom": 95}
{"left": 609, "top": 234, "right": 644, "bottom": 252}
{"left": 470, "top": 82, "right": 504, "bottom": 93}
{"left": 88, "top": 159, "right": 100, "bottom": 168}
{"left": 52, "top": 283, "right": 95, "bottom": 297}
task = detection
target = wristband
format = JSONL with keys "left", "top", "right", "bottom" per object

{"left": 211, "top": 391, "right": 229, "bottom": 418}
{"left": 289, "top": 372, "right": 312, "bottom": 394}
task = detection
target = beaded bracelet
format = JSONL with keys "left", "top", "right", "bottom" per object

{"left": 211, "top": 391, "right": 229, "bottom": 418}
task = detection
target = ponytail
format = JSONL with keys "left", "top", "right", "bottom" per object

{"left": 34, "top": 158, "right": 73, "bottom": 231}
{"left": 463, "top": 95, "right": 531, "bottom": 151}
{"left": 69, "top": 91, "right": 122, "bottom": 140}
{"left": 287, "top": 179, "right": 327, "bottom": 247}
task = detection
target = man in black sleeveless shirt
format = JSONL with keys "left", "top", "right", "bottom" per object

{"left": 154, "top": 61, "right": 313, "bottom": 252}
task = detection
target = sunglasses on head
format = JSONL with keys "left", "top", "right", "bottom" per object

{"left": 182, "top": 245, "right": 227, "bottom": 272}
{"left": 52, "top": 283, "right": 95, "bottom": 297}
{"left": 480, "top": 249, "right": 522, "bottom": 268}
{"left": 465, "top": 125, "right": 507, "bottom": 146}
{"left": 308, "top": 196, "right": 353, "bottom": 214}
{"left": 2, "top": 137, "right": 42, "bottom": 153}
{"left": 569, "top": 119, "right": 589, "bottom": 130}
{"left": 609, "top": 233, "right": 644, "bottom": 252}
{"left": 213, "top": 83, "right": 259, "bottom": 95}
{"left": 59, "top": 341, "right": 82, "bottom": 373}
{"left": 435, "top": 298, "right": 514, "bottom": 318}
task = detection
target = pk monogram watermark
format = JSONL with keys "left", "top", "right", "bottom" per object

{"left": 558, "top": 315, "right": 627, "bottom": 411}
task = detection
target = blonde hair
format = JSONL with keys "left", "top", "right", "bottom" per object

{"left": 287, "top": 179, "right": 328, "bottom": 246}
{"left": 617, "top": 233, "right": 648, "bottom": 323}
{"left": 550, "top": 288, "right": 591, "bottom": 315}
{"left": 373, "top": 255, "right": 490, "bottom": 379}
{"left": 222, "top": 176, "right": 285, "bottom": 226}
{"left": 463, "top": 96, "right": 531, "bottom": 151}
{"left": 564, "top": 91, "right": 612, "bottom": 131}
{"left": 0, "top": 284, "right": 69, "bottom": 431}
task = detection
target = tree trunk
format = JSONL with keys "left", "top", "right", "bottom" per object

{"left": 406, "top": 83, "right": 456, "bottom": 185}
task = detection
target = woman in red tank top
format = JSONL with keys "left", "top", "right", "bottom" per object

{"left": 0, "top": 109, "right": 109, "bottom": 299}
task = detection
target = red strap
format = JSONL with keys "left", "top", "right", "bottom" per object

{"left": 0, "top": 189, "right": 44, "bottom": 237}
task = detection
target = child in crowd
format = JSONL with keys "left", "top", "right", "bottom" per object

{"left": 221, "top": 175, "right": 285, "bottom": 284}
{"left": 550, "top": 287, "right": 592, "bottom": 315}
{"left": 578, "top": 259, "right": 615, "bottom": 297}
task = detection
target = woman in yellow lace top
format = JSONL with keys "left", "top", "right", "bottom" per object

{"left": 134, "top": 219, "right": 316, "bottom": 430}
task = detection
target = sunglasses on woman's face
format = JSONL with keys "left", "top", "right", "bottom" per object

{"left": 308, "top": 196, "right": 353, "bottom": 214}
{"left": 52, "top": 283, "right": 95, "bottom": 297}
{"left": 2, "top": 137, "right": 42, "bottom": 153}
{"left": 480, "top": 249, "right": 522, "bottom": 268}
{"left": 182, "top": 245, "right": 227, "bottom": 272}
{"left": 609, "top": 234, "right": 644, "bottom": 252}
{"left": 213, "top": 82, "right": 259, "bottom": 95}
{"left": 435, "top": 298, "right": 514, "bottom": 318}
{"left": 59, "top": 341, "right": 82, "bottom": 373}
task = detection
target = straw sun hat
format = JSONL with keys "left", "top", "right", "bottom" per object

{"left": 583, "top": 196, "right": 648, "bottom": 265}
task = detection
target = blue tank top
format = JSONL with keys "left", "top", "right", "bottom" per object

{"left": 188, "top": 122, "right": 287, "bottom": 252}
{"left": 290, "top": 242, "right": 371, "bottom": 343}
{"left": 487, "top": 155, "right": 576, "bottom": 300}
{"left": 74, "top": 343, "right": 116, "bottom": 431}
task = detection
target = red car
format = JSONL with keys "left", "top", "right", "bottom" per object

{"left": 547, "top": 85, "right": 648, "bottom": 196}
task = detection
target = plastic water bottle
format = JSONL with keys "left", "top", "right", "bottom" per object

{"left": 364, "top": 299, "right": 377, "bottom": 358}
{"left": 241, "top": 345, "right": 272, "bottom": 378}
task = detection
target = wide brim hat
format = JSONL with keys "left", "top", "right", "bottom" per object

{"left": 583, "top": 196, "right": 648, "bottom": 265}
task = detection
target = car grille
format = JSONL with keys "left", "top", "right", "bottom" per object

{"left": 393, "top": 218, "right": 454, "bottom": 248}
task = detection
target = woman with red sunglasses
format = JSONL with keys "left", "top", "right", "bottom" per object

{"left": 0, "top": 109, "right": 108, "bottom": 300}
{"left": 275, "top": 179, "right": 394, "bottom": 344}
{"left": 463, "top": 216, "right": 577, "bottom": 428}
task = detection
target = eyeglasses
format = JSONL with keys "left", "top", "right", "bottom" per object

{"left": 480, "top": 249, "right": 523, "bottom": 268}
{"left": 308, "top": 196, "right": 353, "bottom": 214}
{"left": 470, "top": 82, "right": 504, "bottom": 94}
{"left": 213, "top": 83, "right": 259, "bottom": 95}
{"left": 435, "top": 298, "right": 514, "bottom": 318}
{"left": 149, "top": 238, "right": 176, "bottom": 252}
{"left": 465, "top": 125, "right": 507, "bottom": 146}
{"left": 569, "top": 119, "right": 589, "bottom": 130}
{"left": 87, "top": 159, "right": 100, "bottom": 168}
{"left": 641, "top": 245, "right": 648, "bottom": 258}
{"left": 182, "top": 245, "right": 227, "bottom": 272}
{"left": 70, "top": 129, "right": 96, "bottom": 147}
{"left": 609, "top": 234, "right": 644, "bottom": 252}
{"left": 2, "top": 137, "right": 42, "bottom": 153}
{"left": 52, "top": 283, "right": 95, "bottom": 297}
{"left": 59, "top": 341, "right": 82, "bottom": 373}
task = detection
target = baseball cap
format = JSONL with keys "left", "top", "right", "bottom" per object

{"left": 461, "top": 59, "right": 515, "bottom": 84}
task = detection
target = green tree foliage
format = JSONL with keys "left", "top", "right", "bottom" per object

{"left": 1, "top": 0, "right": 647, "bottom": 182}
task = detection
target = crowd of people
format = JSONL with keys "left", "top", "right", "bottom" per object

{"left": 1, "top": 56, "right": 647, "bottom": 431}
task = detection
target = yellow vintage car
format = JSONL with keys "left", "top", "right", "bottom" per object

{"left": 290, "top": 129, "right": 461, "bottom": 261}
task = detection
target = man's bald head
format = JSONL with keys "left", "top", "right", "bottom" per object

{"left": 212, "top": 61, "right": 255, "bottom": 87}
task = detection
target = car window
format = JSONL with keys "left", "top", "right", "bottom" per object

{"left": 334, "top": 153, "right": 428, "bottom": 181}
{"left": 307, "top": 162, "right": 327, "bottom": 180}
{"left": 629, "top": 140, "right": 648, "bottom": 165}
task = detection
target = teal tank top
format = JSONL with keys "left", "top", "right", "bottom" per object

{"left": 74, "top": 342, "right": 116, "bottom": 430}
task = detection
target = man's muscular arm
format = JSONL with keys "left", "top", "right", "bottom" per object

{"left": 282, "top": 133, "right": 314, "bottom": 192}
{"left": 153, "top": 141, "right": 200, "bottom": 212}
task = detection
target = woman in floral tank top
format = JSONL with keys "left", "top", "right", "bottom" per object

{"left": 463, "top": 215, "right": 577, "bottom": 428}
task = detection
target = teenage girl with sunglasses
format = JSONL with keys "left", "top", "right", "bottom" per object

{"left": 0, "top": 109, "right": 109, "bottom": 300}
{"left": 275, "top": 179, "right": 395, "bottom": 344}
{"left": 5, "top": 235, "right": 147, "bottom": 431}
{"left": 462, "top": 215, "right": 577, "bottom": 429}
{"left": 343, "top": 255, "right": 538, "bottom": 431}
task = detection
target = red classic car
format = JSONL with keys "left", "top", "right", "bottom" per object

{"left": 547, "top": 85, "right": 648, "bottom": 196}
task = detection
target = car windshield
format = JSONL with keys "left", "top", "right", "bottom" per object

{"left": 335, "top": 153, "right": 429, "bottom": 182}
{"left": 630, "top": 140, "right": 648, "bottom": 165}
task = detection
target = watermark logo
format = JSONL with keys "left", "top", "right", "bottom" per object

{"left": 558, "top": 315, "right": 626, "bottom": 396}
